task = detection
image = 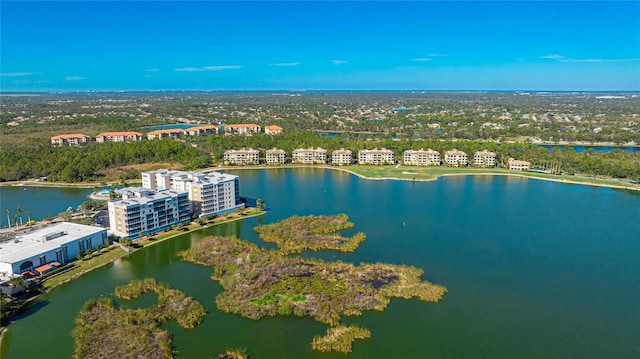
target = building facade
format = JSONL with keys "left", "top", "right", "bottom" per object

{"left": 444, "top": 149, "right": 468, "bottom": 167}
{"left": 403, "top": 149, "right": 441, "bottom": 166}
{"left": 96, "top": 131, "right": 143, "bottom": 143}
{"left": 223, "top": 148, "right": 260, "bottom": 165}
{"left": 292, "top": 148, "right": 327, "bottom": 164}
{"left": 186, "top": 125, "right": 219, "bottom": 136}
{"left": 358, "top": 148, "right": 395, "bottom": 165}
{"left": 264, "top": 125, "right": 283, "bottom": 135}
{"left": 141, "top": 169, "right": 242, "bottom": 218}
{"left": 146, "top": 129, "right": 185, "bottom": 140}
{"left": 50, "top": 134, "right": 91, "bottom": 146}
{"left": 508, "top": 158, "right": 531, "bottom": 171}
{"left": 108, "top": 188, "right": 190, "bottom": 238}
{"left": 331, "top": 148, "right": 352, "bottom": 166}
{"left": 473, "top": 150, "right": 497, "bottom": 167}
{"left": 0, "top": 222, "right": 108, "bottom": 277}
{"left": 224, "top": 124, "right": 261, "bottom": 135}
{"left": 266, "top": 148, "right": 286, "bottom": 165}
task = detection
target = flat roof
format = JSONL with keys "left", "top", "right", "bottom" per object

{"left": 111, "top": 188, "right": 187, "bottom": 207}
{"left": 0, "top": 222, "right": 106, "bottom": 264}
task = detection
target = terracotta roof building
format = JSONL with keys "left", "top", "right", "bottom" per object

{"left": 96, "top": 131, "right": 143, "bottom": 143}
{"left": 265, "top": 125, "right": 283, "bottom": 135}
{"left": 51, "top": 133, "right": 91, "bottom": 146}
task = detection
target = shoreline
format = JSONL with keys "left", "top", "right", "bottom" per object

{"left": 0, "top": 209, "right": 265, "bottom": 342}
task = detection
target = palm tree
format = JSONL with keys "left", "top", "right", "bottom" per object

{"left": 3, "top": 209, "right": 10, "bottom": 228}
{"left": 16, "top": 207, "right": 22, "bottom": 228}
{"left": 13, "top": 215, "right": 18, "bottom": 230}
{"left": 26, "top": 212, "right": 32, "bottom": 225}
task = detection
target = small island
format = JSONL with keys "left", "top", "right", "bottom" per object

{"left": 253, "top": 213, "right": 366, "bottom": 254}
{"left": 180, "top": 214, "right": 447, "bottom": 353}
{"left": 71, "top": 278, "right": 206, "bottom": 359}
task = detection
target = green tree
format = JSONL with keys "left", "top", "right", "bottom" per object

{"left": 3, "top": 209, "right": 11, "bottom": 228}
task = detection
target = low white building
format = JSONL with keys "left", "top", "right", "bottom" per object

{"left": 473, "top": 150, "right": 496, "bottom": 167}
{"left": 292, "top": 148, "right": 327, "bottom": 164}
{"left": 403, "top": 149, "right": 440, "bottom": 166}
{"left": 508, "top": 158, "right": 531, "bottom": 171}
{"left": 266, "top": 148, "right": 286, "bottom": 165}
{"left": 223, "top": 148, "right": 260, "bottom": 165}
{"left": 0, "top": 222, "right": 108, "bottom": 277}
{"left": 332, "top": 148, "right": 352, "bottom": 166}
{"left": 358, "top": 148, "right": 395, "bottom": 165}
{"left": 444, "top": 149, "right": 468, "bottom": 167}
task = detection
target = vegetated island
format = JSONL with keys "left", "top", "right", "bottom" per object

{"left": 71, "top": 278, "right": 206, "bottom": 359}
{"left": 253, "top": 213, "right": 366, "bottom": 254}
{"left": 180, "top": 214, "right": 447, "bottom": 353}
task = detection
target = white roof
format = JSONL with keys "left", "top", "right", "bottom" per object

{"left": 0, "top": 222, "right": 106, "bottom": 264}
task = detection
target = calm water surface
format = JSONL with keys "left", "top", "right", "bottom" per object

{"left": 2, "top": 168, "right": 639, "bottom": 358}
{"left": 0, "top": 186, "right": 93, "bottom": 223}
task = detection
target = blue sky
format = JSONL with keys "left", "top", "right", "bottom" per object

{"left": 1, "top": 1, "right": 639, "bottom": 91}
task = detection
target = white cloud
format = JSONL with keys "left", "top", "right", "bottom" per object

{"left": 269, "top": 62, "right": 300, "bottom": 67}
{"left": 412, "top": 58, "right": 432, "bottom": 62}
{"left": 65, "top": 76, "right": 87, "bottom": 81}
{"left": 331, "top": 60, "right": 347, "bottom": 65}
{"left": 427, "top": 53, "right": 448, "bottom": 57}
{"left": 1, "top": 72, "right": 36, "bottom": 77}
{"left": 174, "top": 65, "right": 242, "bottom": 72}
{"left": 559, "top": 58, "right": 639, "bottom": 63}
{"left": 146, "top": 68, "right": 160, "bottom": 72}
{"left": 539, "top": 54, "right": 565, "bottom": 59}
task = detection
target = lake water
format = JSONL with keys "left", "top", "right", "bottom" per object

{"left": 0, "top": 186, "right": 93, "bottom": 224}
{"left": 542, "top": 145, "right": 638, "bottom": 153}
{"left": 2, "top": 168, "right": 639, "bottom": 358}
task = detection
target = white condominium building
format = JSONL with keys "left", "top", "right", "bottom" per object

{"left": 403, "top": 149, "right": 441, "bottom": 166}
{"left": 444, "top": 149, "right": 468, "bottom": 167}
{"left": 266, "top": 148, "right": 286, "bottom": 165}
{"left": 141, "top": 169, "right": 241, "bottom": 218}
{"left": 50, "top": 133, "right": 91, "bottom": 146}
{"left": 358, "top": 148, "right": 395, "bottom": 165}
{"left": 474, "top": 150, "right": 497, "bottom": 167}
{"left": 108, "top": 188, "right": 190, "bottom": 238}
{"left": 292, "top": 148, "right": 327, "bottom": 164}
{"left": 224, "top": 124, "right": 262, "bottom": 135}
{"left": 223, "top": 148, "right": 260, "bottom": 165}
{"left": 332, "top": 148, "right": 352, "bottom": 166}
{"left": 507, "top": 158, "right": 531, "bottom": 171}
{"left": 96, "top": 131, "right": 143, "bottom": 143}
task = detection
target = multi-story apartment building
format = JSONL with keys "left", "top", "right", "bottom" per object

{"left": 444, "top": 149, "right": 468, "bottom": 167}
{"left": 224, "top": 124, "right": 261, "bottom": 135}
{"left": 50, "top": 133, "right": 91, "bottom": 146}
{"left": 403, "top": 149, "right": 441, "bottom": 166}
{"left": 146, "top": 129, "right": 185, "bottom": 140}
{"left": 264, "top": 125, "right": 283, "bottom": 135}
{"left": 292, "top": 148, "right": 327, "bottom": 164}
{"left": 186, "top": 125, "right": 219, "bottom": 136}
{"left": 474, "top": 150, "right": 497, "bottom": 167}
{"left": 266, "top": 148, "right": 286, "bottom": 165}
{"left": 358, "top": 148, "right": 395, "bottom": 165}
{"left": 0, "top": 222, "right": 108, "bottom": 277}
{"left": 508, "top": 158, "right": 531, "bottom": 171}
{"left": 96, "top": 131, "right": 143, "bottom": 143}
{"left": 331, "top": 148, "right": 352, "bottom": 166}
{"left": 108, "top": 188, "right": 190, "bottom": 238}
{"left": 223, "top": 148, "right": 260, "bottom": 165}
{"left": 141, "top": 169, "right": 241, "bottom": 218}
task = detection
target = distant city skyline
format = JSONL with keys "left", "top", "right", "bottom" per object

{"left": 1, "top": 1, "right": 639, "bottom": 92}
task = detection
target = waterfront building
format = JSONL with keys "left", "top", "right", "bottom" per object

{"left": 186, "top": 125, "right": 219, "bottom": 136}
{"left": 96, "top": 131, "right": 143, "bottom": 143}
{"left": 146, "top": 129, "right": 185, "bottom": 140}
{"left": 108, "top": 187, "right": 190, "bottom": 238}
{"left": 403, "top": 148, "right": 441, "bottom": 166}
{"left": 358, "top": 148, "right": 395, "bottom": 165}
{"left": 141, "top": 169, "right": 242, "bottom": 218}
{"left": 508, "top": 158, "right": 531, "bottom": 171}
{"left": 50, "top": 133, "right": 91, "bottom": 146}
{"left": 444, "top": 149, "right": 468, "bottom": 167}
{"left": 473, "top": 150, "right": 497, "bottom": 167}
{"left": 266, "top": 148, "right": 286, "bottom": 165}
{"left": 292, "top": 147, "right": 327, "bottom": 164}
{"left": 223, "top": 148, "right": 260, "bottom": 165}
{"left": 331, "top": 148, "right": 352, "bottom": 166}
{"left": 264, "top": 125, "right": 283, "bottom": 135}
{"left": 224, "top": 124, "right": 261, "bottom": 135}
{"left": 0, "top": 222, "right": 108, "bottom": 277}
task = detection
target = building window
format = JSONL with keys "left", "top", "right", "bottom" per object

{"left": 20, "top": 261, "right": 34, "bottom": 272}
{"left": 39, "top": 255, "right": 46, "bottom": 266}
{"left": 79, "top": 240, "right": 85, "bottom": 253}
